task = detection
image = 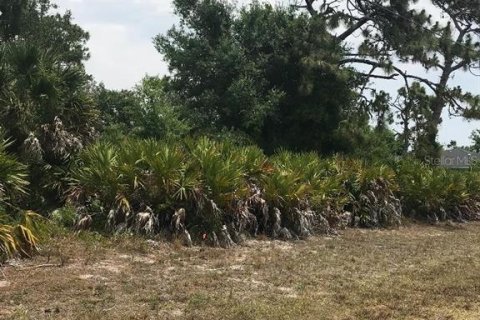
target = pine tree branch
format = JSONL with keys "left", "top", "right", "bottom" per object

{"left": 358, "top": 72, "right": 398, "bottom": 79}
{"left": 304, "top": 0, "right": 318, "bottom": 16}
{"left": 337, "top": 15, "right": 372, "bottom": 41}
{"left": 338, "top": 58, "right": 438, "bottom": 92}
{"left": 451, "top": 60, "right": 469, "bottom": 73}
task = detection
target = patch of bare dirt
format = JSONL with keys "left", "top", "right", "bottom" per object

{"left": 2, "top": 222, "right": 480, "bottom": 319}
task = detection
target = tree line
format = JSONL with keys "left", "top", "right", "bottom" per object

{"left": 2, "top": 0, "right": 479, "bottom": 162}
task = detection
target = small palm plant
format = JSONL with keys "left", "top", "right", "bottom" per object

{"left": 267, "top": 151, "right": 326, "bottom": 205}
{"left": 0, "top": 132, "right": 47, "bottom": 262}
{"left": 69, "top": 141, "right": 121, "bottom": 206}
{"left": 0, "top": 211, "right": 49, "bottom": 262}
{"left": 188, "top": 138, "right": 249, "bottom": 232}
{"left": 395, "top": 159, "right": 475, "bottom": 222}
{"left": 339, "top": 158, "right": 402, "bottom": 227}
{"left": 0, "top": 136, "right": 29, "bottom": 202}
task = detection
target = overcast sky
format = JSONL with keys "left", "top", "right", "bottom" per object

{"left": 55, "top": 0, "right": 480, "bottom": 146}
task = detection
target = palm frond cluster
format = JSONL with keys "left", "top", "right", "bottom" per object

{"left": 396, "top": 160, "right": 480, "bottom": 223}
{"left": 0, "top": 211, "right": 47, "bottom": 262}
{"left": 0, "top": 133, "right": 45, "bottom": 262}
{"left": 67, "top": 138, "right": 407, "bottom": 245}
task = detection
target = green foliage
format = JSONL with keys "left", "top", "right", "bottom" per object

{"left": 0, "top": 134, "right": 29, "bottom": 204}
{"left": 95, "top": 76, "right": 190, "bottom": 141}
{"left": 69, "top": 137, "right": 409, "bottom": 239}
{"left": 291, "top": 0, "right": 479, "bottom": 157}
{"left": 0, "top": 41, "right": 98, "bottom": 162}
{"left": 0, "top": 0, "right": 90, "bottom": 63}
{"left": 0, "top": 0, "right": 95, "bottom": 161}
{"left": 336, "top": 124, "right": 402, "bottom": 164}
{"left": 0, "top": 210, "right": 49, "bottom": 262}
{"left": 0, "top": 0, "right": 98, "bottom": 211}
{"left": 135, "top": 76, "right": 191, "bottom": 139}
{"left": 468, "top": 130, "right": 480, "bottom": 153}
{"left": 0, "top": 133, "right": 48, "bottom": 262}
{"left": 342, "top": 159, "right": 401, "bottom": 227}
{"left": 156, "top": 1, "right": 355, "bottom": 153}
{"left": 50, "top": 205, "right": 77, "bottom": 228}
{"left": 70, "top": 141, "right": 121, "bottom": 206}
{"left": 395, "top": 158, "right": 480, "bottom": 221}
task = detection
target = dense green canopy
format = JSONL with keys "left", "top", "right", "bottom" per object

{"left": 156, "top": 1, "right": 359, "bottom": 153}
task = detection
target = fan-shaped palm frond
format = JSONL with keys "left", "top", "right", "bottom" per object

{"left": 0, "top": 133, "right": 29, "bottom": 203}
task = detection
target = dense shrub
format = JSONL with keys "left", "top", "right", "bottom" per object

{"left": 396, "top": 159, "right": 480, "bottom": 222}
{"left": 67, "top": 137, "right": 406, "bottom": 244}
{"left": 0, "top": 211, "right": 48, "bottom": 262}
{"left": 4, "top": 132, "right": 480, "bottom": 251}
{"left": 0, "top": 134, "right": 46, "bottom": 261}
{"left": 50, "top": 205, "right": 77, "bottom": 228}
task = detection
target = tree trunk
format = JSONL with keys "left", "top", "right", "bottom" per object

{"left": 422, "top": 58, "right": 453, "bottom": 160}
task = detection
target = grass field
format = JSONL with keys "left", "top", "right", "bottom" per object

{"left": 2, "top": 222, "right": 480, "bottom": 320}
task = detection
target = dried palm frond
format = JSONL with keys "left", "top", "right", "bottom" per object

{"left": 22, "top": 132, "right": 43, "bottom": 162}
{"left": 0, "top": 211, "right": 47, "bottom": 262}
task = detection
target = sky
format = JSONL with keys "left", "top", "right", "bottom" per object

{"left": 55, "top": 0, "right": 480, "bottom": 146}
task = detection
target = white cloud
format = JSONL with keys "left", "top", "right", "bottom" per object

{"left": 84, "top": 22, "right": 168, "bottom": 90}
{"left": 55, "top": 0, "right": 172, "bottom": 89}
{"left": 132, "top": 0, "right": 175, "bottom": 15}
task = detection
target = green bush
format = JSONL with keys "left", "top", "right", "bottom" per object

{"left": 50, "top": 205, "right": 77, "bottom": 228}
{"left": 68, "top": 137, "right": 408, "bottom": 242}
{"left": 395, "top": 159, "right": 480, "bottom": 221}
{"left": 0, "top": 133, "right": 49, "bottom": 261}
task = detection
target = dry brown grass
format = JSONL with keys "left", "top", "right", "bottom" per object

{"left": 2, "top": 222, "right": 480, "bottom": 319}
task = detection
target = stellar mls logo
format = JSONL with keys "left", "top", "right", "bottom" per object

{"left": 425, "top": 154, "right": 480, "bottom": 167}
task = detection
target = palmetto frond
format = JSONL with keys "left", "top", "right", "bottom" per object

{"left": 0, "top": 210, "right": 47, "bottom": 262}
{"left": 0, "top": 133, "right": 29, "bottom": 202}
{"left": 69, "top": 136, "right": 480, "bottom": 240}
{"left": 144, "top": 141, "right": 186, "bottom": 196}
{"left": 69, "top": 142, "right": 120, "bottom": 204}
